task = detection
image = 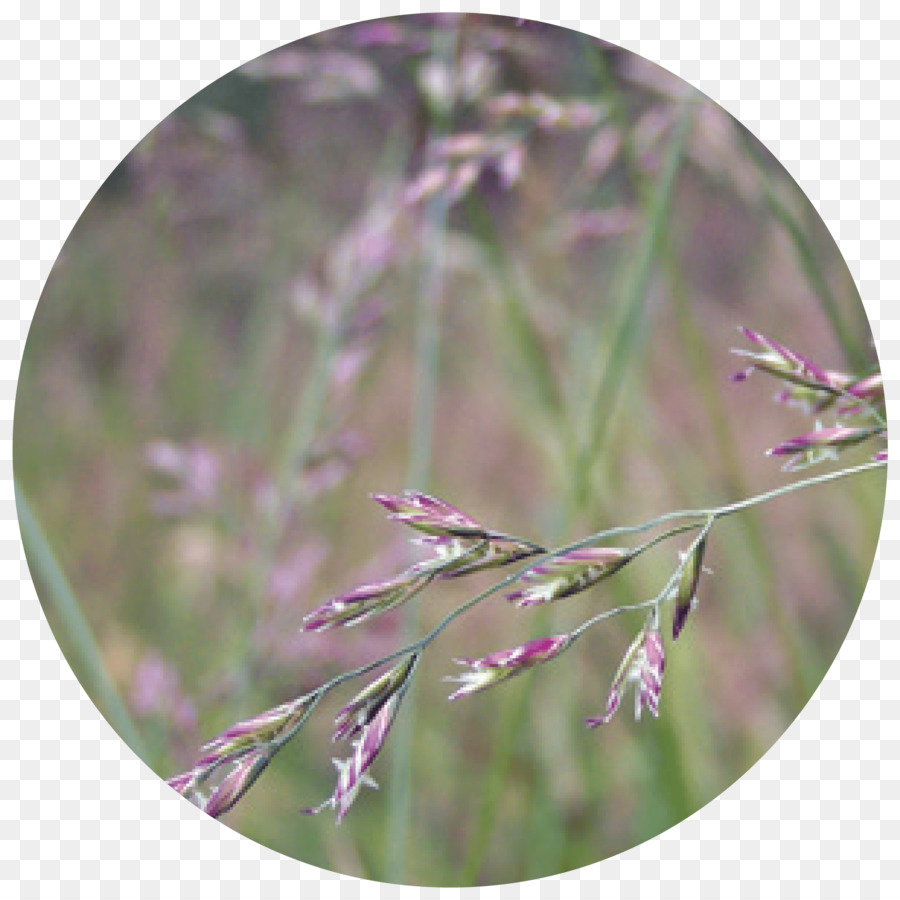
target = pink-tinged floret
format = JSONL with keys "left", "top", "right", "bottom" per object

{"left": 304, "top": 696, "right": 400, "bottom": 823}
{"left": 204, "top": 749, "right": 270, "bottom": 819}
{"left": 332, "top": 655, "right": 417, "bottom": 743}
{"left": 301, "top": 571, "right": 430, "bottom": 632}
{"left": 730, "top": 326, "right": 833, "bottom": 389}
{"left": 371, "top": 490, "right": 487, "bottom": 538}
{"left": 672, "top": 536, "right": 707, "bottom": 641}
{"left": 506, "top": 546, "right": 631, "bottom": 606}
{"left": 446, "top": 634, "right": 573, "bottom": 700}
{"left": 166, "top": 770, "right": 197, "bottom": 795}
{"left": 768, "top": 426, "right": 867, "bottom": 456}
{"left": 586, "top": 627, "right": 666, "bottom": 727}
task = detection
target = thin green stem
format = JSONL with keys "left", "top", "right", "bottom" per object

{"left": 629, "top": 520, "right": 706, "bottom": 561}
{"left": 310, "top": 457, "right": 888, "bottom": 695}
{"left": 191, "top": 456, "right": 885, "bottom": 821}
{"left": 276, "top": 319, "right": 344, "bottom": 496}
{"left": 559, "top": 521, "right": 715, "bottom": 644}
{"left": 15, "top": 480, "right": 148, "bottom": 759}
{"left": 570, "top": 596, "right": 660, "bottom": 640}
{"left": 463, "top": 194, "right": 567, "bottom": 431}
{"left": 404, "top": 197, "right": 449, "bottom": 492}
{"left": 295, "top": 457, "right": 888, "bottom": 701}
{"left": 708, "top": 458, "right": 885, "bottom": 521}
{"left": 229, "top": 137, "right": 413, "bottom": 714}
{"left": 294, "top": 458, "right": 886, "bottom": 715}
{"left": 227, "top": 311, "right": 345, "bottom": 715}
{"left": 485, "top": 531, "right": 546, "bottom": 554}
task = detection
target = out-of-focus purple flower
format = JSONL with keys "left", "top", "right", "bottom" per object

{"left": 445, "top": 634, "right": 574, "bottom": 701}
{"left": 145, "top": 440, "right": 223, "bottom": 516}
{"left": 304, "top": 694, "right": 400, "bottom": 823}
{"left": 242, "top": 50, "right": 381, "bottom": 102}
{"left": 433, "top": 133, "right": 509, "bottom": 159}
{"left": 446, "top": 159, "right": 482, "bottom": 200}
{"left": 266, "top": 542, "right": 328, "bottom": 609}
{"left": 130, "top": 653, "right": 177, "bottom": 716}
{"left": 672, "top": 536, "right": 708, "bottom": 641}
{"left": 505, "top": 547, "right": 632, "bottom": 607}
{"left": 204, "top": 748, "right": 271, "bottom": 819}
{"left": 767, "top": 424, "right": 879, "bottom": 471}
{"left": 331, "top": 344, "right": 373, "bottom": 397}
{"left": 372, "top": 490, "right": 489, "bottom": 539}
{"left": 130, "top": 651, "right": 197, "bottom": 730}
{"left": 332, "top": 654, "right": 418, "bottom": 742}
{"left": 873, "top": 449, "right": 888, "bottom": 463}
{"left": 586, "top": 625, "right": 665, "bottom": 727}
{"left": 581, "top": 127, "right": 622, "bottom": 180}
{"left": 301, "top": 570, "right": 432, "bottom": 632}
{"left": 403, "top": 165, "right": 450, "bottom": 204}
{"left": 633, "top": 104, "right": 678, "bottom": 171}
{"left": 453, "top": 49, "right": 498, "bottom": 105}
{"left": 497, "top": 142, "right": 525, "bottom": 189}
{"left": 300, "top": 430, "right": 369, "bottom": 499}
{"left": 404, "top": 133, "right": 528, "bottom": 205}
{"left": 486, "top": 92, "right": 606, "bottom": 130}
{"left": 351, "top": 21, "right": 426, "bottom": 51}
{"left": 558, "top": 208, "right": 638, "bottom": 246}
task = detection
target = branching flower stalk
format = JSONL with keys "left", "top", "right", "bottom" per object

{"left": 169, "top": 330, "right": 887, "bottom": 823}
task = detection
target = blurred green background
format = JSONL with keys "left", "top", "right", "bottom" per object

{"left": 13, "top": 14, "right": 885, "bottom": 888}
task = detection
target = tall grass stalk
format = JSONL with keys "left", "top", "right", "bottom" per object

{"left": 663, "top": 242, "right": 817, "bottom": 705}
{"left": 464, "top": 198, "right": 566, "bottom": 430}
{"left": 571, "top": 99, "right": 699, "bottom": 510}
{"left": 578, "top": 36, "right": 643, "bottom": 199}
{"left": 383, "top": 193, "right": 447, "bottom": 883}
{"left": 469, "top": 102, "right": 699, "bottom": 877}
{"left": 763, "top": 182, "right": 864, "bottom": 371}
{"left": 735, "top": 128, "right": 867, "bottom": 372}
{"left": 459, "top": 641, "right": 543, "bottom": 884}
{"left": 231, "top": 138, "right": 411, "bottom": 725}
{"left": 15, "top": 480, "right": 147, "bottom": 758}
{"left": 462, "top": 103, "right": 695, "bottom": 876}
{"left": 458, "top": 196, "right": 572, "bottom": 884}
{"left": 226, "top": 308, "right": 345, "bottom": 717}
{"left": 384, "top": 25, "right": 460, "bottom": 884}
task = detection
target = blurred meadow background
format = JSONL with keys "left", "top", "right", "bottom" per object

{"left": 14, "top": 14, "right": 885, "bottom": 888}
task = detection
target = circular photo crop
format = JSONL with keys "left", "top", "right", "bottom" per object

{"left": 14, "top": 13, "right": 886, "bottom": 888}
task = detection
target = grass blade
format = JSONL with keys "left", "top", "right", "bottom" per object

{"left": 15, "top": 479, "right": 147, "bottom": 758}
{"left": 571, "top": 99, "right": 698, "bottom": 509}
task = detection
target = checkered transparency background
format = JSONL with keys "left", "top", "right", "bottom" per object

{"left": 3, "top": 3, "right": 898, "bottom": 898}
